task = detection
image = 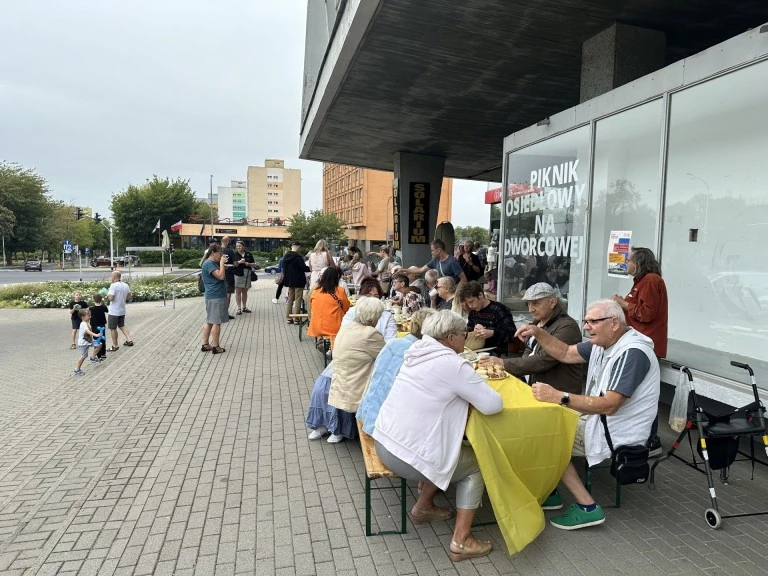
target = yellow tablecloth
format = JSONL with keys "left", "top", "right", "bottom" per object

{"left": 466, "top": 375, "right": 578, "bottom": 555}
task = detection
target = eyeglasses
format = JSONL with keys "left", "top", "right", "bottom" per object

{"left": 583, "top": 317, "right": 611, "bottom": 326}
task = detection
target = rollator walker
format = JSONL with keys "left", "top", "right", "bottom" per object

{"left": 649, "top": 361, "right": 768, "bottom": 529}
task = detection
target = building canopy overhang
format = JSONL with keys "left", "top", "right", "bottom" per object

{"left": 300, "top": 0, "right": 768, "bottom": 182}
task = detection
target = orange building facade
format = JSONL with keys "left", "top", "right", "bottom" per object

{"left": 322, "top": 163, "right": 452, "bottom": 251}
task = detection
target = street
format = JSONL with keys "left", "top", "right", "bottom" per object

{"left": 0, "top": 266, "right": 192, "bottom": 285}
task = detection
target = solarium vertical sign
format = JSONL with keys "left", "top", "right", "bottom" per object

{"left": 503, "top": 160, "right": 586, "bottom": 264}
{"left": 408, "top": 182, "right": 430, "bottom": 244}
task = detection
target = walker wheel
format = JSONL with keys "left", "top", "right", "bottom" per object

{"left": 704, "top": 508, "right": 722, "bottom": 529}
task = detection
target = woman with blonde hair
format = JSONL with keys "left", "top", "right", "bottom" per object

{"left": 308, "top": 239, "right": 334, "bottom": 287}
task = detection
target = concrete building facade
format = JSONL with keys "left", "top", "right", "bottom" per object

{"left": 323, "top": 163, "right": 452, "bottom": 252}
{"left": 247, "top": 159, "right": 301, "bottom": 223}
{"left": 216, "top": 180, "right": 247, "bottom": 221}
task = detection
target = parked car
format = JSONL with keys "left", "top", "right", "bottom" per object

{"left": 24, "top": 258, "right": 43, "bottom": 272}
{"left": 91, "top": 256, "right": 112, "bottom": 267}
{"left": 264, "top": 263, "right": 280, "bottom": 273}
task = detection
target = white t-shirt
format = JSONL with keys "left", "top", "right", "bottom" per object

{"left": 77, "top": 321, "right": 91, "bottom": 346}
{"left": 107, "top": 281, "right": 131, "bottom": 316}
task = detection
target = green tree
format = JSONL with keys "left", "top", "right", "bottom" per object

{"left": 188, "top": 200, "right": 218, "bottom": 223}
{"left": 286, "top": 210, "right": 346, "bottom": 250}
{"left": 38, "top": 202, "right": 96, "bottom": 261}
{"left": 454, "top": 225, "right": 489, "bottom": 246}
{"left": 110, "top": 176, "right": 197, "bottom": 246}
{"left": 0, "top": 162, "right": 53, "bottom": 259}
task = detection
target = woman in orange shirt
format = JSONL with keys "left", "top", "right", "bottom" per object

{"left": 308, "top": 267, "right": 350, "bottom": 348}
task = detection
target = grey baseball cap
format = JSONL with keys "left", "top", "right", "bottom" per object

{"left": 522, "top": 282, "right": 558, "bottom": 301}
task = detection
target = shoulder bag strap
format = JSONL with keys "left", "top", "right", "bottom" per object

{"left": 600, "top": 412, "right": 615, "bottom": 454}
{"left": 329, "top": 291, "right": 344, "bottom": 309}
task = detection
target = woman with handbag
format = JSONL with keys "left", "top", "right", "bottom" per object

{"left": 232, "top": 240, "right": 256, "bottom": 315}
{"left": 307, "top": 267, "right": 350, "bottom": 349}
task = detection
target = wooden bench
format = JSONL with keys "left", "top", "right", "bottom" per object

{"left": 288, "top": 314, "right": 309, "bottom": 341}
{"left": 356, "top": 420, "right": 407, "bottom": 536}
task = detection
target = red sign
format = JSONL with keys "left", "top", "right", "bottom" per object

{"left": 484, "top": 187, "right": 502, "bottom": 204}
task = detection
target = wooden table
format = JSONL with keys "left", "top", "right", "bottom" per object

{"left": 466, "top": 375, "right": 578, "bottom": 554}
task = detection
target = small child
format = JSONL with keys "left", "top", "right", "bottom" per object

{"left": 68, "top": 291, "right": 88, "bottom": 349}
{"left": 74, "top": 309, "right": 102, "bottom": 375}
{"left": 89, "top": 293, "right": 109, "bottom": 360}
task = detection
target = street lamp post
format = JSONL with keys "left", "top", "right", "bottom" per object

{"left": 209, "top": 174, "right": 215, "bottom": 240}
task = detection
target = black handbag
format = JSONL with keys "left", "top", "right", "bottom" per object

{"left": 197, "top": 271, "right": 205, "bottom": 293}
{"left": 250, "top": 270, "right": 258, "bottom": 282}
{"left": 601, "top": 415, "right": 650, "bottom": 485}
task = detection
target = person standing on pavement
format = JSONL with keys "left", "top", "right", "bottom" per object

{"left": 106, "top": 270, "right": 133, "bottom": 352}
{"left": 272, "top": 249, "right": 287, "bottom": 304}
{"left": 89, "top": 293, "right": 109, "bottom": 360}
{"left": 611, "top": 247, "right": 668, "bottom": 455}
{"left": 201, "top": 243, "right": 229, "bottom": 354}
{"left": 459, "top": 240, "right": 483, "bottom": 282}
{"left": 283, "top": 241, "right": 310, "bottom": 324}
{"left": 220, "top": 236, "right": 237, "bottom": 319}
{"left": 68, "top": 291, "right": 89, "bottom": 349}
{"left": 232, "top": 240, "right": 256, "bottom": 315}
{"left": 308, "top": 239, "right": 334, "bottom": 288}
{"left": 406, "top": 239, "right": 467, "bottom": 285}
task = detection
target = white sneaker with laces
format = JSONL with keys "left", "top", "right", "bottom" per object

{"left": 327, "top": 434, "right": 344, "bottom": 444}
{"left": 272, "top": 298, "right": 279, "bottom": 304}
{"left": 308, "top": 426, "right": 327, "bottom": 440}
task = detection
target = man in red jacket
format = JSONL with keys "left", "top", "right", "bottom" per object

{"left": 612, "top": 247, "right": 668, "bottom": 455}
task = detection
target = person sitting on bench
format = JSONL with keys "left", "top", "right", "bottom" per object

{"left": 515, "top": 299, "right": 660, "bottom": 530}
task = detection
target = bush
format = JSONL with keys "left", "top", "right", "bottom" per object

{"left": 0, "top": 276, "right": 199, "bottom": 309}
{"left": 179, "top": 259, "right": 202, "bottom": 269}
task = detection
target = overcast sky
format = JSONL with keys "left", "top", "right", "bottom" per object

{"left": 0, "top": 0, "right": 491, "bottom": 227}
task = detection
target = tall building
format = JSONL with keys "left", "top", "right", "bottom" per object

{"left": 323, "top": 164, "right": 452, "bottom": 252}
{"left": 217, "top": 181, "right": 247, "bottom": 221}
{"left": 247, "top": 159, "right": 301, "bottom": 222}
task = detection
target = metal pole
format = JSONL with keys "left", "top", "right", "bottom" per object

{"left": 172, "top": 283, "right": 176, "bottom": 309}
{"left": 162, "top": 251, "right": 166, "bottom": 306}
{"left": 2, "top": 236, "right": 5, "bottom": 266}
{"left": 79, "top": 252, "right": 82, "bottom": 281}
{"left": 209, "top": 174, "right": 215, "bottom": 240}
{"left": 109, "top": 226, "right": 114, "bottom": 270}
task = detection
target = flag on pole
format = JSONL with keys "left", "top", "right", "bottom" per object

{"left": 152, "top": 219, "right": 160, "bottom": 233}
{"left": 170, "top": 220, "right": 183, "bottom": 232}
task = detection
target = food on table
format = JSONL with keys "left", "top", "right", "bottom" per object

{"left": 473, "top": 363, "right": 507, "bottom": 380}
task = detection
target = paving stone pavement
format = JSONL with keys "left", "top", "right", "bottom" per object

{"left": 1, "top": 279, "right": 767, "bottom": 575}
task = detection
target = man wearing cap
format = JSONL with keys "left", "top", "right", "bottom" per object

{"left": 481, "top": 282, "right": 583, "bottom": 394}
{"left": 282, "top": 241, "right": 310, "bottom": 324}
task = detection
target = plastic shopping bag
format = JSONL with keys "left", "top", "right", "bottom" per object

{"left": 668, "top": 366, "right": 690, "bottom": 432}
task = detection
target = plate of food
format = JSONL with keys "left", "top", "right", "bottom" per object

{"left": 473, "top": 362, "right": 508, "bottom": 380}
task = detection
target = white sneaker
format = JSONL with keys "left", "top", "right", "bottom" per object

{"left": 327, "top": 434, "right": 344, "bottom": 444}
{"left": 308, "top": 426, "right": 327, "bottom": 440}
{"left": 272, "top": 298, "right": 279, "bottom": 304}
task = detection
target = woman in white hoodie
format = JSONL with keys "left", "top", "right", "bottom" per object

{"left": 373, "top": 310, "right": 503, "bottom": 562}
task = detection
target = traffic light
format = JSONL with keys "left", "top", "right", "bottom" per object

{"left": 74, "top": 207, "right": 82, "bottom": 220}
{"left": 94, "top": 213, "right": 101, "bottom": 223}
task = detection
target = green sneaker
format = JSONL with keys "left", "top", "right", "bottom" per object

{"left": 550, "top": 503, "right": 605, "bottom": 530}
{"left": 541, "top": 491, "right": 563, "bottom": 510}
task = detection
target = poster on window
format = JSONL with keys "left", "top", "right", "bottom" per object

{"left": 607, "top": 230, "right": 632, "bottom": 277}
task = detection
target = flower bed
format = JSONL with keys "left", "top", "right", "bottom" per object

{"left": 0, "top": 277, "right": 200, "bottom": 309}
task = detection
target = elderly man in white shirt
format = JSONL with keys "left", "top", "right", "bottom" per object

{"left": 373, "top": 310, "right": 502, "bottom": 562}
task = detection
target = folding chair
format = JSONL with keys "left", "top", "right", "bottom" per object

{"left": 649, "top": 362, "right": 768, "bottom": 528}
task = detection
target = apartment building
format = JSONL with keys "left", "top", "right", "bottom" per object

{"left": 216, "top": 181, "right": 247, "bottom": 221}
{"left": 247, "top": 159, "right": 301, "bottom": 222}
{"left": 323, "top": 163, "right": 452, "bottom": 252}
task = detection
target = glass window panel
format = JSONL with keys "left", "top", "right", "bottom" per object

{"left": 663, "top": 59, "right": 768, "bottom": 382}
{"left": 586, "top": 99, "right": 664, "bottom": 306}
{"left": 501, "top": 125, "right": 590, "bottom": 322}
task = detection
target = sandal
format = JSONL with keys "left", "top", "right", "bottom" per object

{"left": 124, "top": 341, "right": 134, "bottom": 346}
{"left": 201, "top": 344, "right": 213, "bottom": 352}
{"left": 410, "top": 506, "right": 453, "bottom": 524}
{"left": 449, "top": 538, "right": 493, "bottom": 562}
{"left": 108, "top": 346, "right": 119, "bottom": 352}
{"left": 287, "top": 319, "right": 295, "bottom": 325}
{"left": 70, "top": 344, "right": 77, "bottom": 349}
{"left": 236, "top": 309, "right": 242, "bottom": 315}
{"left": 242, "top": 308, "right": 251, "bottom": 313}
{"left": 211, "top": 346, "right": 226, "bottom": 354}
